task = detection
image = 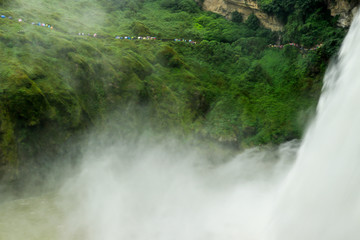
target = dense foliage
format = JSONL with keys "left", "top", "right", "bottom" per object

{"left": 0, "top": 0, "right": 345, "bottom": 182}
{"left": 258, "top": 0, "right": 345, "bottom": 52}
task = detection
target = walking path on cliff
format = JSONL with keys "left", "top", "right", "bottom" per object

{"left": 1, "top": 13, "right": 323, "bottom": 51}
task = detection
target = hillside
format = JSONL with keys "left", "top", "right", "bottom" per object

{"left": 0, "top": 0, "right": 347, "bottom": 183}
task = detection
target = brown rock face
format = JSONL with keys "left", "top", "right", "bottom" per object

{"left": 195, "top": 0, "right": 360, "bottom": 30}
{"left": 327, "top": 0, "right": 360, "bottom": 27}
{"left": 197, "top": 0, "right": 284, "bottom": 31}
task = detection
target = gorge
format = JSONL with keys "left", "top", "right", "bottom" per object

{"left": 0, "top": 0, "right": 360, "bottom": 238}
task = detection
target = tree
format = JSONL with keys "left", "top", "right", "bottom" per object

{"left": 245, "top": 13, "right": 261, "bottom": 30}
{"left": 161, "top": 0, "right": 200, "bottom": 13}
{"left": 131, "top": 22, "right": 151, "bottom": 36}
{"left": 231, "top": 11, "right": 243, "bottom": 24}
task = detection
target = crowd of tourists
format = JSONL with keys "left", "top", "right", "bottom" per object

{"left": 1, "top": 14, "right": 54, "bottom": 29}
{"left": 77, "top": 32, "right": 99, "bottom": 37}
{"left": 114, "top": 36, "right": 157, "bottom": 40}
{"left": 115, "top": 36, "right": 197, "bottom": 44}
{"left": 1, "top": 13, "right": 321, "bottom": 50}
{"left": 173, "top": 38, "right": 197, "bottom": 44}
{"left": 79, "top": 34, "right": 197, "bottom": 44}
{"left": 268, "top": 42, "right": 323, "bottom": 51}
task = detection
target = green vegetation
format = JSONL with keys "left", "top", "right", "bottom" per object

{"left": 231, "top": 11, "right": 243, "bottom": 24}
{"left": 0, "top": 0, "right": 346, "bottom": 181}
{"left": 258, "top": 0, "right": 345, "bottom": 54}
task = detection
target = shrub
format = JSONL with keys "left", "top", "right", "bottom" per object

{"left": 231, "top": 11, "right": 243, "bottom": 23}
{"left": 157, "top": 45, "right": 184, "bottom": 68}
{"left": 245, "top": 13, "right": 261, "bottom": 30}
{"left": 131, "top": 21, "right": 151, "bottom": 36}
{"left": 161, "top": 0, "right": 200, "bottom": 13}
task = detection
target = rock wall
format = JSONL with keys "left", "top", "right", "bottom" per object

{"left": 328, "top": 0, "right": 360, "bottom": 27}
{"left": 196, "top": 0, "right": 284, "bottom": 31}
{"left": 196, "top": 0, "right": 360, "bottom": 30}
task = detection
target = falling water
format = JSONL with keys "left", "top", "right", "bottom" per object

{"left": 0, "top": 139, "right": 297, "bottom": 240}
{"left": 56, "top": 141, "right": 296, "bottom": 240}
{"left": 1, "top": 8, "right": 360, "bottom": 240}
{"left": 266, "top": 11, "right": 360, "bottom": 240}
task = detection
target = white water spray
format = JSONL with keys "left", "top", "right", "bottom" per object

{"left": 0, "top": 137, "right": 298, "bottom": 240}
{"left": 1, "top": 8, "right": 360, "bottom": 240}
{"left": 57, "top": 141, "right": 296, "bottom": 240}
{"left": 266, "top": 11, "right": 360, "bottom": 240}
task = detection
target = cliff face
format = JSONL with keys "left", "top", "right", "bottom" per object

{"left": 196, "top": 0, "right": 360, "bottom": 30}
{"left": 328, "top": 0, "right": 360, "bottom": 27}
{"left": 196, "top": 0, "right": 284, "bottom": 31}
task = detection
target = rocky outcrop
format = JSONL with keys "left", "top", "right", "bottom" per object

{"left": 196, "top": 0, "right": 360, "bottom": 30}
{"left": 196, "top": 0, "right": 284, "bottom": 31}
{"left": 327, "top": 0, "right": 360, "bottom": 27}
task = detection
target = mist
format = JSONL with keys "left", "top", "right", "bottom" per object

{"left": 2, "top": 0, "right": 360, "bottom": 239}
{"left": 7, "top": 0, "right": 106, "bottom": 33}
{"left": 0, "top": 134, "right": 298, "bottom": 240}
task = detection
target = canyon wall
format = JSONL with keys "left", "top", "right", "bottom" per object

{"left": 196, "top": 0, "right": 360, "bottom": 30}
{"left": 196, "top": 0, "right": 284, "bottom": 31}
{"left": 328, "top": 0, "right": 360, "bottom": 27}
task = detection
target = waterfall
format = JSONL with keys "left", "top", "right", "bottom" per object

{"left": 1, "top": 8, "right": 360, "bottom": 240}
{"left": 266, "top": 11, "right": 360, "bottom": 240}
